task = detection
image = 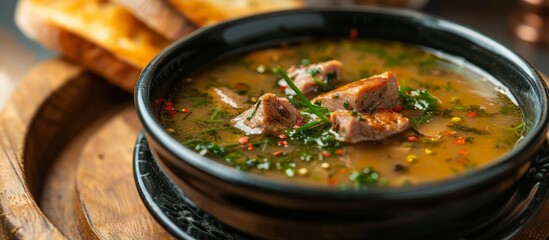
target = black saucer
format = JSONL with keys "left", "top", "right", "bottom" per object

{"left": 133, "top": 131, "right": 549, "bottom": 240}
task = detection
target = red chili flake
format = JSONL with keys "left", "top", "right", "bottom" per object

{"left": 466, "top": 112, "right": 478, "bottom": 118}
{"left": 454, "top": 136, "right": 466, "bottom": 145}
{"left": 338, "top": 169, "right": 348, "bottom": 174}
{"left": 166, "top": 110, "right": 177, "bottom": 117}
{"left": 295, "top": 116, "right": 305, "bottom": 126}
{"left": 277, "top": 140, "right": 288, "bottom": 147}
{"left": 349, "top": 28, "right": 358, "bottom": 41}
{"left": 278, "top": 134, "right": 287, "bottom": 139}
{"left": 327, "top": 178, "right": 337, "bottom": 186}
{"left": 406, "top": 135, "right": 418, "bottom": 142}
{"left": 458, "top": 148, "right": 469, "bottom": 156}
{"left": 335, "top": 149, "right": 344, "bottom": 155}
{"left": 279, "top": 85, "right": 288, "bottom": 91}
{"left": 165, "top": 101, "right": 173, "bottom": 106}
{"left": 164, "top": 105, "right": 174, "bottom": 111}
{"left": 238, "top": 136, "right": 249, "bottom": 145}
{"left": 247, "top": 143, "right": 254, "bottom": 151}
{"left": 392, "top": 105, "right": 404, "bottom": 113}
{"left": 181, "top": 108, "right": 190, "bottom": 113}
{"left": 272, "top": 150, "right": 283, "bottom": 156}
{"left": 321, "top": 151, "right": 331, "bottom": 157}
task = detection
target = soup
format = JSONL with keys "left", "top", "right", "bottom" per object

{"left": 160, "top": 39, "right": 524, "bottom": 189}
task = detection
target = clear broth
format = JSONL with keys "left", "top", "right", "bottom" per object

{"left": 161, "top": 39, "right": 524, "bottom": 189}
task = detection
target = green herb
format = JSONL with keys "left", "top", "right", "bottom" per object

{"left": 308, "top": 67, "right": 321, "bottom": 76}
{"left": 246, "top": 100, "right": 262, "bottom": 121}
{"left": 349, "top": 167, "right": 380, "bottom": 189}
{"left": 278, "top": 67, "right": 331, "bottom": 124}
{"left": 447, "top": 123, "right": 489, "bottom": 135}
{"left": 300, "top": 149, "right": 313, "bottom": 161}
{"left": 294, "top": 120, "right": 326, "bottom": 132}
{"left": 288, "top": 95, "right": 307, "bottom": 109}
{"left": 194, "top": 107, "right": 230, "bottom": 126}
{"left": 495, "top": 123, "right": 524, "bottom": 149}
{"left": 410, "top": 114, "right": 431, "bottom": 126}
{"left": 411, "top": 79, "right": 456, "bottom": 92}
{"left": 199, "top": 126, "right": 229, "bottom": 141}
{"left": 409, "top": 109, "right": 452, "bottom": 127}
{"left": 224, "top": 151, "right": 245, "bottom": 165}
{"left": 288, "top": 121, "right": 340, "bottom": 154}
{"left": 285, "top": 168, "right": 296, "bottom": 177}
{"left": 342, "top": 101, "right": 350, "bottom": 110}
{"left": 189, "top": 141, "right": 227, "bottom": 157}
{"left": 498, "top": 92, "right": 522, "bottom": 116}
{"left": 308, "top": 66, "right": 336, "bottom": 92}
{"left": 316, "top": 72, "right": 337, "bottom": 92}
{"left": 184, "top": 90, "right": 212, "bottom": 107}
{"left": 179, "top": 111, "right": 193, "bottom": 121}
{"left": 209, "top": 107, "right": 224, "bottom": 121}
{"left": 398, "top": 80, "right": 440, "bottom": 111}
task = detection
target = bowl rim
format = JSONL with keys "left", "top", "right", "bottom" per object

{"left": 135, "top": 6, "right": 549, "bottom": 200}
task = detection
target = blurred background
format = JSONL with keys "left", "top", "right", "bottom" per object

{"left": 1, "top": 0, "right": 548, "bottom": 106}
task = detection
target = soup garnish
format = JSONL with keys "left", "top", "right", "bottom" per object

{"left": 161, "top": 39, "right": 524, "bottom": 189}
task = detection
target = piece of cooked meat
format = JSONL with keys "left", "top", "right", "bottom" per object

{"left": 209, "top": 86, "right": 250, "bottom": 109}
{"left": 312, "top": 71, "right": 399, "bottom": 112}
{"left": 330, "top": 110, "right": 410, "bottom": 143}
{"left": 278, "top": 60, "right": 343, "bottom": 94}
{"left": 231, "top": 93, "right": 299, "bottom": 135}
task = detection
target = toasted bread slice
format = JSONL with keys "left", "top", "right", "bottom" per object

{"left": 15, "top": 0, "right": 171, "bottom": 91}
{"left": 112, "top": 0, "right": 196, "bottom": 40}
{"left": 168, "top": 0, "right": 303, "bottom": 26}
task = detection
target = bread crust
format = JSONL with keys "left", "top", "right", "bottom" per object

{"left": 16, "top": 0, "right": 140, "bottom": 92}
{"left": 112, "top": 0, "right": 196, "bottom": 40}
{"left": 14, "top": 0, "right": 303, "bottom": 92}
{"left": 168, "top": 0, "right": 303, "bottom": 26}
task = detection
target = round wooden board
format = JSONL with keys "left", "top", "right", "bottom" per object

{"left": 75, "top": 106, "right": 171, "bottom": 239}
{"left": 0, "top": 58, "right": 547, "bottom": 239}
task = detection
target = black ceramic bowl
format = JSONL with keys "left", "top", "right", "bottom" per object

{"left": 135, "top": 7, "right": 549, "bottom": 239}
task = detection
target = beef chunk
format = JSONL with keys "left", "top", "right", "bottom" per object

{"left": 278, "top": 60, "right": 343, "bottom": 94}
{"left": 312, "top": 71, "right": 399, "bottom": 112}
{"left": 330, "top": 110, "right": 410, "bottom": 143}
{"left": 231, "top": 93, "right": 299, "bottom": 135}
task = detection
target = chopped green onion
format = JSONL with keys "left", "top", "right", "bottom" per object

{"left": 278, "top": 67, "right": 330, "bottom": 124}
{"left": 246, "top": 100, "right": 262, "bottom": 121}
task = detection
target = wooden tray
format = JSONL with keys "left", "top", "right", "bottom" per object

{"left": 0, "top": 59, "right": 547, "bottom": 239}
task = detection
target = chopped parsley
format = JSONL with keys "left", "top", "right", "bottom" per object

{"left": 349, "top": 167, "right": 381, "bottom": 189}
{"left": 278, "top": 67, "right": 331, "bottom": 123}
{"left": 398, "top": 80, "right": 440, "bottom": 111}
